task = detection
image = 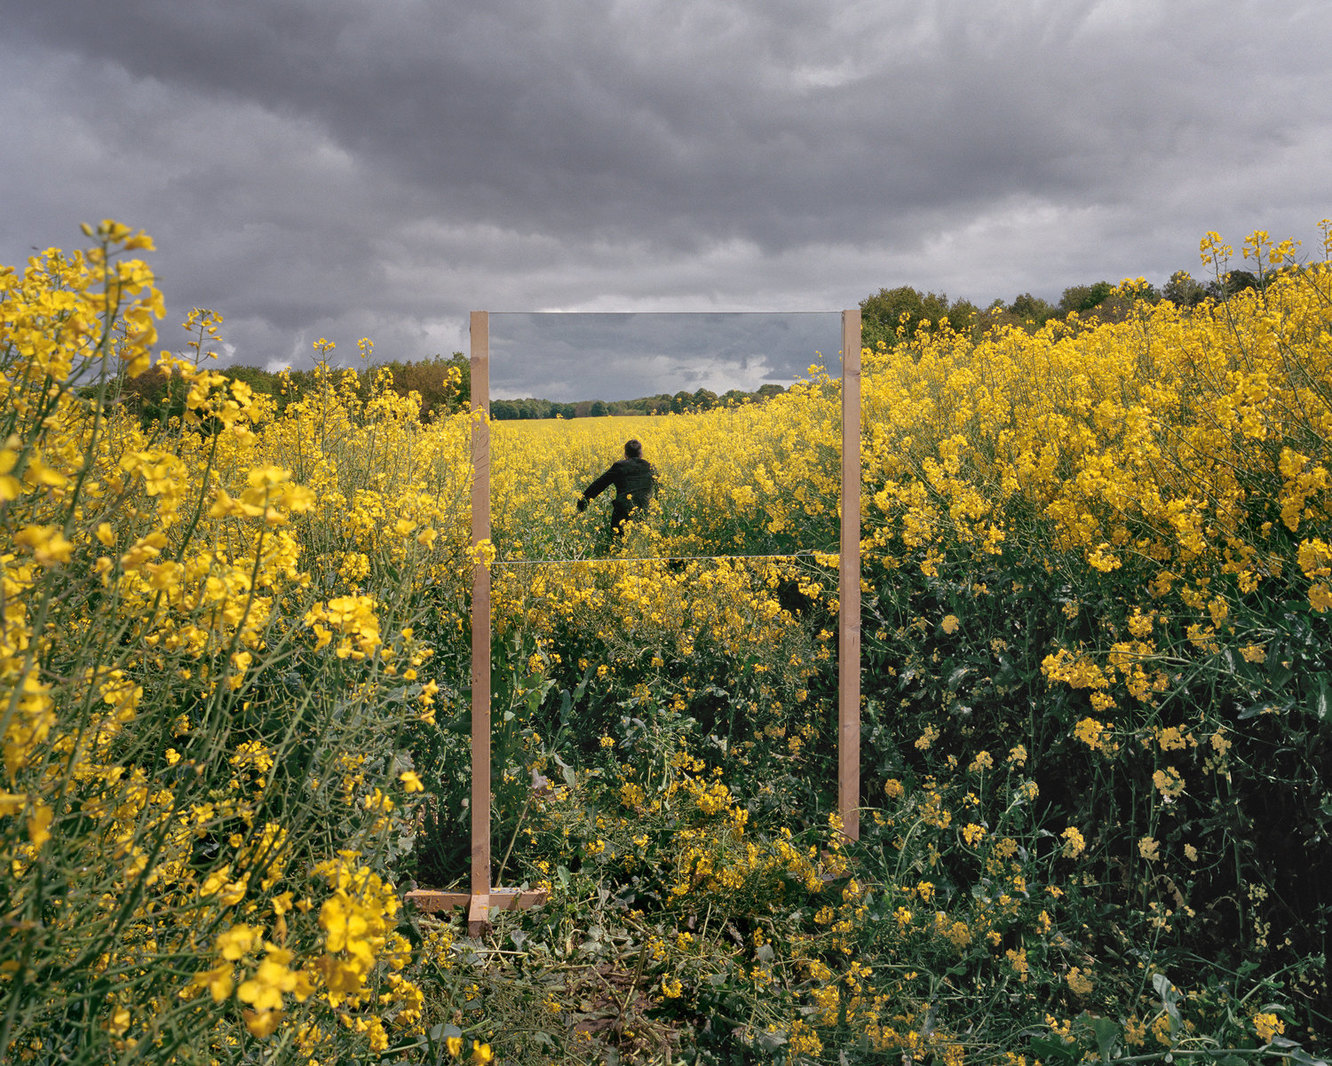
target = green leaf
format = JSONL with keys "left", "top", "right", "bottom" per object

{"left": 1090, "top": 1016, "right": 1121, "bottom": 1062}
{"left": 1030, "top": 1036, "right": 1076, "bottom": 1065}
{"left": 1313, "top": 678, "right": 1330, "bottom": 721}
{"left": 755, "top": 1029, "right": 787, "bottom": 1053}
{"left": 1269, "top": 1036, "right": 1328, "bottom": 1066}
{"left": 1152, "top": 973, "right": 1182, "bottom": 1025}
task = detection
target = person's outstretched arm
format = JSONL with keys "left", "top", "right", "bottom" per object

{"left": 579, "top": 465, "right": 617, "bottom": 509}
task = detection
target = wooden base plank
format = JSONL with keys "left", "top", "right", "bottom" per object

{"left": 404, "top": 890, "right": 472, "bottom": 912}
{"left": 405, "top": 888, "right": 549, "bottom": 920}
{"left": 486, "top": 889, "right": 547, "bottom": 911}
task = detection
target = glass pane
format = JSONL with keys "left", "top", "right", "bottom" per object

{"left": 486, "top": 312, "right": 845, "bottom": 563}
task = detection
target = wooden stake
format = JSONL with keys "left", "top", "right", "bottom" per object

{"left": 470, "top": 311, "right": 492, "bottom": 931}
{"left": 839, "top": 310, "right": 862, "bottom": 840}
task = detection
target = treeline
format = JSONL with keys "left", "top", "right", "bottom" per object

{"left": 119, "top": 263, "right": 1276, "bottom": 428}
{"left": 118, "top": 353, "right": 471, "bottom": 426}
{"left": 490, "top": 382, "right": 785, "bottom": 420}
{"left": 859, "top": 266, "right": 1270, "bottom": 349}
{"left": 116, "top": 350, "right": 790, "bottom": 426}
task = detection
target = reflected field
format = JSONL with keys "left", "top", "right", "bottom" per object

{"left": 489, "top": 397, "right": 841, "bottom": 564}
{"left": 486, "top": 312, "right": 846, "bottom": 564}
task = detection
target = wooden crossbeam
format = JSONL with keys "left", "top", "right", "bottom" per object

{"left": 404, "top": 888, "right": 549, "bottom": 935}
{"left": 403, "top": 889, "right": 548, "bottom": 913}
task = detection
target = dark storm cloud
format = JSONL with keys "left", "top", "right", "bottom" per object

{"left": 2, "top": 0, "right": 1330, "bottom": 385}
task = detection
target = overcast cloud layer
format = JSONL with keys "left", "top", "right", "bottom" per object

{"left": 3, "top": 0, "right": 1329, "bottom": 395}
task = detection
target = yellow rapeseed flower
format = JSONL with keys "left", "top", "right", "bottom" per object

{"left": 1253, "top": 1012, "right": 1285, "bottom": 1043}
{"left": 1060, "top": 826, "right": 1086, "bottom": 858}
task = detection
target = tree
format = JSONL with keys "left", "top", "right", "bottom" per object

{"left": 859, "top": 286, "right": 978, "bottom": 348}
{"left": 1163, "top": 271, "right": 1207, "bottom": 308}
{"left": 1205, "top": 270, "right": 1260, "bottom": 300}
{"left": 1008, "top": 292, "right": 1058, "bottom": 327}
{"left": 860, "top": 286, "right": 953, "bottom": 348}
{"left": 945, "top": 298, "right": 979, "bottom": 333}
{"left": 225, "top": 365, "right": 281, "bottom": 400}
{"left": 443, "top": 352, "right": 470, "bottom": 409}
{"left": 119, "top": 365, "right": 187, "bottom": 427}
{"left": 1058, "top": 281, "right": 1114, "bottom": 316}
{"left": 385, "top": 353, "right": 468, "bottom": 421}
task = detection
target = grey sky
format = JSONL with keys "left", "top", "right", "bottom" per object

{"left": 2, "top": 0, "right": 1329, "bottom": 395}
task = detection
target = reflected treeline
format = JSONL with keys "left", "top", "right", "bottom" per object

{"left": 490, "top": 382, "right": 786, "bottom": 420}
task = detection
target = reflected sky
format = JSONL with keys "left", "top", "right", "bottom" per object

{"left": 489, "top": 312, "right": 845, "bottom": 402}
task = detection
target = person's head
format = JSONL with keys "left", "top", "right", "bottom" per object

{"left": 624, "top": 439, "right": 642, "bottom": 459}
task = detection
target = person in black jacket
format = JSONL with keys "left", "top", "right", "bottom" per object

{"left": 577, "top": 439, "right": 657, "bottom": 536}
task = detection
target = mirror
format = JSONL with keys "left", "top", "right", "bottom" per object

{"left": 486, "top": 312, "right": 845, "bottom": 564}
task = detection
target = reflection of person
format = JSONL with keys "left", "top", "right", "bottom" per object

{"left": 577, "top": 439, "right": 658, "bottom": 536}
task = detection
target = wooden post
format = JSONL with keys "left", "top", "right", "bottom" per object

{"left": 405, "top": 310, "right": 547, "bottom": 925}
{"left": 469, "top": 311, "right": 492, "bottom": 932}
{"left": 839, "top": 310, "right": 862, "bottom": 840}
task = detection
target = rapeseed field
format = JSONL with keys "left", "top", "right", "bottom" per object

{"left": 1, "top": 221, "right": 1329, "bottom": 1064}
